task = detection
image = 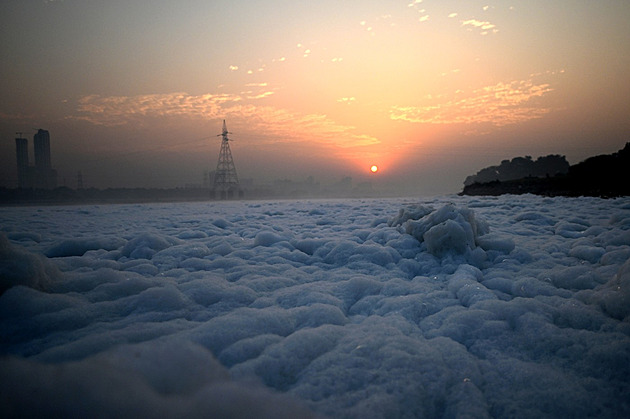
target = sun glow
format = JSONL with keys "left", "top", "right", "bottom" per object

{"left": 370, "top": 165, "right": 378, "bottom": 173}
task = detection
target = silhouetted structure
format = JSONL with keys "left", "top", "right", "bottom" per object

{"left": 211, "top": 120, "right": 242, "bottom": 199}
{"left": 34, "top": 129, "right": 51, "bottom": 170}
{"left": 14, "top": 129, "right": 58, "bottom": 189}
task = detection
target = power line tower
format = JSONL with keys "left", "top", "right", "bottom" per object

{"left": 212, "top": 120, "right": 241, "bottom": 199}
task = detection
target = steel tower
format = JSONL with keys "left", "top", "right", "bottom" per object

{"left": 213, "top": 120, "right": 240, "bottom": 198}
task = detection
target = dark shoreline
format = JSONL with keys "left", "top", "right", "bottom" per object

{"left": 460, "top": 175, "right": 628, "bottom": 198}
{"left": 461, "top": 142, "right": 630, "bottom": 198}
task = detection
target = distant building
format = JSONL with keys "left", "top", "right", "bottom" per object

{"left": 34, "top": 129, "right": 51, "bottom": 170}
{"left": 14, "top": 129, "right": 58, "bottom": 189}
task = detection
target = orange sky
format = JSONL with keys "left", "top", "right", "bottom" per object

{"left": 1, "top": 1, "right": 629, "bottom": 195}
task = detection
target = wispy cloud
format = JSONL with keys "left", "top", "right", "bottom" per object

{"left": 359, "top": 20, "right": 374, "bottom": 34}
{"left": 389, "top": 77, "right": 555, "bottom": 126}
{"left": 0, "top": 111, "right": 39, "bottom": 121}
{"left": 235, "top": 106, "right": 380, "bottom": 148}
{"left": 71, "top": 92, "right": 241, "bottom": 126}
{"left": 440, "top": 68, "right": 461, "bottom": 77}
{"left": 337, "top": 97, "right": 356, "bottom": 104}
{"left": 359, "top": 14, "right": 396, "bottom": 36}
{"left": 70, "top": 92, "right": 379, "bottom": 149}
{"left": 246, "top": 91, "right": 275, "bottom": 100}
{"left": 461, "top": 18, "right": 498, "bottom": 34}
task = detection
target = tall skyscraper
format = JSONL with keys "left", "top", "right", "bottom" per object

{"left": 14, "top": 129, "right": 58, "bottom": 189}
{"left": 34, "top": 129, "right": 51, "bottom": 170}
{"left": 15, "top": 137, "right": 30, "bottom": 189}
{"left": 34, "top": 129, "right": 57, "bottom": 189}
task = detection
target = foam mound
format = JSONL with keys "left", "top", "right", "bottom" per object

{"left": 0, "top": 340, "right": 317, "bottom": 418}
{"left": 0, "top": 234, "right": 59, "bottom": 295}
{"left": 389, "top": 204, "right": 513, "bottom": 265}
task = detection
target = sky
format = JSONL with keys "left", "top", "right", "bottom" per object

{"left": 1, "top": 0, "right": 629, "bottom": 195}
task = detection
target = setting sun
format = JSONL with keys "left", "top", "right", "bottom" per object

{"left": 370, "top": 165, "right": 378, "bottom": 173}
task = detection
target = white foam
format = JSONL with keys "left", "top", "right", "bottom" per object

{"left": 1, "top": 195, "right": 629, "bottom": 418}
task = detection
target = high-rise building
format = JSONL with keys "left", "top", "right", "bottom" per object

{"left": 34, "top": 129, "right": 51, "bottom": 170}
{"left": 33, "top": 129, "right": 57, "bottom": 189}
{"left": 14, "top": 129, "right": 58, "bottom": 189}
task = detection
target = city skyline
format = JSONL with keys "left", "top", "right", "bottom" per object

{"left": 1, "top": 1, "right": 629, "bottom": 195}
{"left": 14, "top": 129, "right": 58, "bottom": 190}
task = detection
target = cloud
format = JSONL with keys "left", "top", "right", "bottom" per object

{"left": 440, "top": 69, "right": 461, "bottom": 77}
{"left": 461, "top": 19, "right": 498, "bottom": 34}
{"left": 359, "top": 20, "right": 374, "bottom": 33}
{"left": 337, "top": 97, "right": 356, "bottom": 105}
{"left": 230, "top": 105, "right": 380, "bottom": 148}
{"left": 359, "top": 14, "right": 396, "bottom": 35}
{"left": 461, "top": 19, "right": 495, "bottom": 30}
{"left": 71, "top": 93, "right": 241, "bottom": 126}
{"left": 247, "top": 91, "right": 275, "bottom": 100}
{"left": 389, "top": 77, "right": 555, "bottom": 126}
{"left": 70, "top": 92, "right": 379, "bottom": 149}
{"left": 0, "top": 111, "right": 38, "bottom": 121}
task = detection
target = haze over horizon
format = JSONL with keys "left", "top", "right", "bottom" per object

{"left": 1, "top": 1, "right": 629, "bottom": 195}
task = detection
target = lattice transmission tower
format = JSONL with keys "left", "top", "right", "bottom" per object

{"left": 212, "top": 120, "right": 240, "bottom": 199}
